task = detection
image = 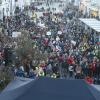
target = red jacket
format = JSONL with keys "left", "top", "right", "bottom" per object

{"left": 66, "top": 56, "right": 74, "bottom": 65}
{"left": 89, "top": 61, "right": 96, "bottom": 71}
{"left": 85, "top": 77, "right": 93, "bottom": 84}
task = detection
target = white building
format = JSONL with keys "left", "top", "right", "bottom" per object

{"left": 74, "top": 0, "right": 80, "bottom": 6}
{"left": 79, "top": 0, "right": 100, "bottom": 18}
{"left": 90, "top": 0, "right": 100, "bottom": 18}
{"left": 24, "top": 0, "right": 31, "bottom": 6}
{"left": 0, "top": 0, "right": 25, "bottom": 20}
{"left": 11, "top": 0, "right": 24, "bottom": 15}
{"left": 0, "top": 0, "right": 10, "bottom": 19}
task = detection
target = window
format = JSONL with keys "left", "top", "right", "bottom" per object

{"left": 15, "top": 0, "right": 18, "bottom": 2}
{"left": 0, "top": 0, "right": 2, "bottom": 4}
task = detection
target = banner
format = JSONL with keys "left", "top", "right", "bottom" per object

{"left": 12, "top": 32, "right": 21, "bottom": 38}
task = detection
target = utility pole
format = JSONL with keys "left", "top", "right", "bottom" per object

{"left": 3, "top": 8, "right": 5, "bottom": 22}
{"left": 10, "top": 0, "right": 12, "bottom": 17}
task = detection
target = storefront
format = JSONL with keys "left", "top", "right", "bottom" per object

{"left": 90, "top": 7, "right": 99, "bottom": 17}
{"left": 79, "top": 3, "right": 85, "bottom": 12}
{"left": 79, "top": 0, "right": 91, "bottom": 15}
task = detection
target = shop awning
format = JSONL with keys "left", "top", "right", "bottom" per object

{"left": 79, "top": 18, "right": 100, "bottom": 32}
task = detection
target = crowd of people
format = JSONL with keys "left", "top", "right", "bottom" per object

{"left": 0, "top": 2, "right": 100, "bottom": 84}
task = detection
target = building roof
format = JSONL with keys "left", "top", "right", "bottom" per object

{"left": 79, "top": 18, "right": 100, "bottom": 32}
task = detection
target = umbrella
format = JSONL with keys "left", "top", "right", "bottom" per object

{"left": 0, "top": 77, "right": 100, "bottom": 100}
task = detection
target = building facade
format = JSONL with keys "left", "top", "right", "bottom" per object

{"left": 0, "top": 0, "right": 25, "bottom": 20}
{"left": 0, "top": 0, "right": 10, "bottom": 20}
{"left": 90, "top": 0, "right": 100, "bottom": 18}
{"left": 79, "top": 0, "right": 100, "bottom": 18}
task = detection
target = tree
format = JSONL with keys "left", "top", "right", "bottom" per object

{"left": 16, "top": 30, "right": 48, "bottom": 69}
{"left": 0, "top": 67, "right": 14, "bottom": 90}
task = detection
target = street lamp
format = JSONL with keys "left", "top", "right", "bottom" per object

{"left": 10, "top": 0, "right": 13, "bottom": 16}
{"left": 3, "top": 8, "right": 5, "bottom": 22}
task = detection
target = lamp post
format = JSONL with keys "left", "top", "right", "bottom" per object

{"left": 6, "top": 7, "right": 9, "bottom": 29}
{"left": 3, "top": 8, "right": 5, "bottom": 22}
{"left": 10, "top": 0, "right": 13, "bottom": 17}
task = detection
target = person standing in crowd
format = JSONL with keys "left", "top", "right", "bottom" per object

{"left": 75, "top": 65, "right": 82, "bottom": 79}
